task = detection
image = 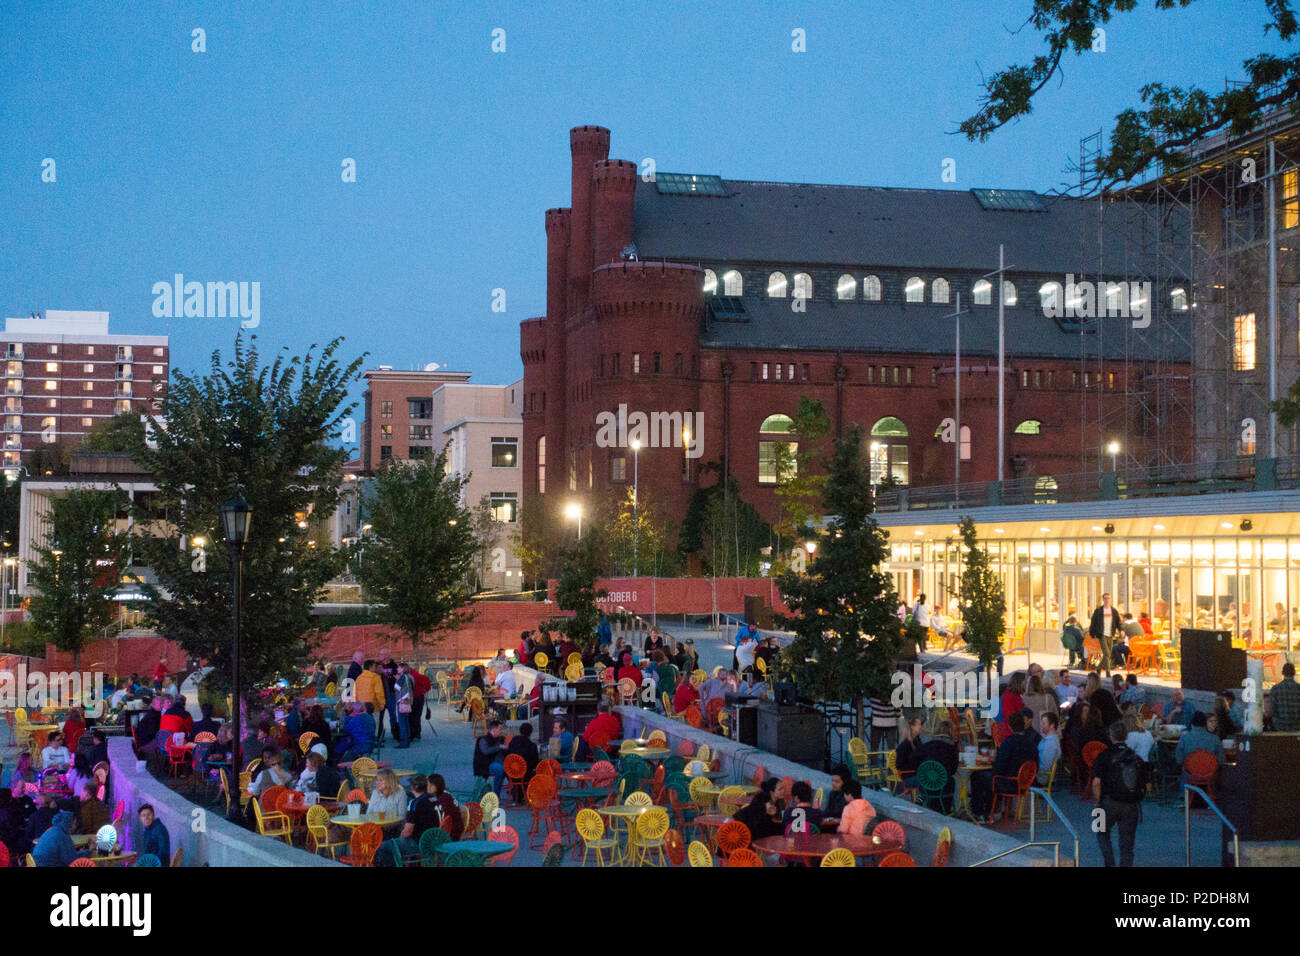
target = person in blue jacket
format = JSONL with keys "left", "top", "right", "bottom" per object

{"left": 138, "top": 804, "right": 171, "bottom": 865}
{"left": 33, "top": 809, "right": 82, "bottom": 867}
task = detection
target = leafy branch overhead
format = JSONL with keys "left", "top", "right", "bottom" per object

{"left": 961, "top": 0, "right": 1300, "bottom": 190}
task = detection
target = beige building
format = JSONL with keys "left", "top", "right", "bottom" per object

{"left": 432, "top": 380, "right": 524, "bottom": 591}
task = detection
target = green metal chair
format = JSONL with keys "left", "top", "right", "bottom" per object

{"left": 444, "top": 849, "right": 485, "bottom": 867}
{"left": 914, "top": 760, "right": 954, "bottom": 814}
{"left": 135, "top": 854, "right": 161, "bottom": 867}
{"left": 418, "top": 827, "right": 451, "bottom": 866}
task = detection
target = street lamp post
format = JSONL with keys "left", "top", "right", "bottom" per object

{"left": 564, "top": 501, "right": 583, "bottom": 541}
{"left": 630, "top": 439, "right": 641, "bottom": 578}
{"left": 219, "top": 489, "right": 252, "bottom": 823}
{"left": 1107, "top": 440, "right": 1120, "bottom": 473}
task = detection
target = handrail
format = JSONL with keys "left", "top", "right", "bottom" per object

{"left": 970, "top": 841, "right": 1061, "bottom": 867}
{"left": 1028, "top": 786, "right": 1080, "bottom": 868}
{"left": 1183, "top": 784, "right": 1239, "bottom": 867}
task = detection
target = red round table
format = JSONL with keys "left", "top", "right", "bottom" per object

{"left": 751, "top": 832, "right": 903, "bottom": 863}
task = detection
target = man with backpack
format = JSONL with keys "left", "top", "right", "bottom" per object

{"left": 1090, "top": 720, "right": 1147, "bottom": 867}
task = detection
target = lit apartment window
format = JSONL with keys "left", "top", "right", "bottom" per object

{"left": 380, "top": 424, "right": 392, "bottom": 438}
{"left": 973, "top": 279, "right": 992, "bottom": 305}
{"left": 722, "top": 270, "right": 743, "bottom": 296}
{"left": 775, "top": 363, "right": 782, "bottom": 381}
{"left": 50, "top": 345, "right": 58, "bottom": 354}
{"left": 1003, "top": 281, "right": 1018, "bottom": 306}
{"left": 81, "top": 417, "right": 92, "bottom": 427}
{"left": 959, "top": 425, "right": 971, "bottom": 461}
{"left": 489, "top": 492, "right": 518, "bottom": 523}
{"left": 1171, "top": 288, "right": 1189, "bottom": 312}
{"left": 153, "top": 347, "right": 164, "bottom": 357}
{"left": 863, "top": 275, "right": 882, "bottom": 301}
{"left": 837, "top": 275, "right": 855, "bottom": 300}
{"left": 4, "top": 362, "right": 18, "bottom": 376}
{"left": 47, "top": 398, "right": 55, "bottom": 408}
{"left": 931, "top": 278, "right": 950, "bottom": 304}
{"left": 152, "top": 365, "right": 163, "bottom": 375}
{"left": 85, "top": 347, "right": 93, "bottom": 355}
{"left": 381, "top": 401, "right": 392, "bottom": 418}
{"left": 904, "top": 277, "right": 925, "bottom": 302}
{"left": 1022, "top": 370, "right": 1029, "bottom": 387}
{"left": 536, "top": 436, "right": 546, "bottom": 494}
{"left": 408, "top": 425, "right": 431, "bottom": 441}
{"left": 84, "top": 382, "right": 94, "bottom": 391}
{"left": 491, "top": 436, "right": 518, "bottom": 467}
{"left": 762, "top": 363, "right": 769, "bottom": 380}
{"left": 1234, "top": 313, "right": 1256, "bottom": 371}
{"left": 115, "top": 400, "right": 132, "bottom": 414}
{"left": 703, "top": 269, "right": 717, "bottom": 294}
{"left": 611, "top": 455, "right": 626, "bottom": 482}
{"left": 45, "top": 362, "right": 57, "bottom": 373}
{"left": 792, "top": 273, "right": 812, "bottom": 299}
{"left": 632, "top": 353, "right": 640, "bottom": 374}
{"left": 44, "top": 380, "right": 56, "bottom": 391}
{"left": 768, "top": 272, "right": 787, "bottom": 298}
{"left": 84, "top": 364, "right": 94, "bottom": 373}
{"left": 83, "top": 399, "right": 92, "bottom": 409}
{"left": 1285, "top": 168, "right": 1299, "bottom": 230}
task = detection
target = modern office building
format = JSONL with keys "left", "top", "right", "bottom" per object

{"left": 0, "top": 311, "right": 168, "bottom": 476}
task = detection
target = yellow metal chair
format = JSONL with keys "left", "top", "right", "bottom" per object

{"left": 564, "top": 662, "right": 584, "bottom": 682}
{"left": 624, "top": 791, "right": 653, "bottom": 807}
{"left": 716, "top": 785, "right": 749, "bottom": 817}
{"left": 688, "top": 775, "right": 717, "bottom": 811}
{"left": 663, "top": 692, "right": 685, "bottom": 721}
{"left": 690, "top": 669, "right": 707, "bottom": 686}
{"left": 575, "top": 808, "right": 619, "bottom": 866}
{"left": 820, "top": 847, "right": 855, "bottom": 867}
{"left": 629, "top": 807, "right": 670, "bottom": 866}
{"left": 253, "top": 797, "right": 293, "bottom": 845}
{"left": 696, "top": 744, "right": 712, "bottom": 764}
{"left": 647, "top": 729, "right": 668, "bottom": 746}
{"left": 687, "top": 840, "right": 714, "bottom": 867}
{"left": 478, "top": 791, "right": 500, "bottom": 836}
{"left": 305, "top": 804, "right": 347, "bottom": 859}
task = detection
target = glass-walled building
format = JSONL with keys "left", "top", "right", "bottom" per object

{"left": 876, "top": 492, "right": 1300, "bottom": 665}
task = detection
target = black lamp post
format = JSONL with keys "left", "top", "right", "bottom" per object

{"left": 219, "top": 489, "right": 252, "bottom": 822}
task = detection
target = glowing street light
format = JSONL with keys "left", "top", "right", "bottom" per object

{"left": 1106, "top": 440, "right": 1120, "bottom": 472}
{"left": 564, "top": 501, "right": 583, "bottom": 540}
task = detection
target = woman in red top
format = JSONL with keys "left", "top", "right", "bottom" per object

{"left": 616, "top": 654, "right": 642, "bottom": 686}
{"left": 672, "top": 679, "right": 700, "bottom": 714}
{"left": 997, "top": 672, "right": 1026, "bottom": 732}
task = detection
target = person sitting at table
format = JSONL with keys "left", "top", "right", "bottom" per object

{"left": 10, "top": 750, "right": 35, "bottom": 785}
{"left": 836, "top": 781, "right": 874, "bottom": 836}
{"left": 1122, "top": 711, "right": 1155, "bottom": 763}
{"left": 474, "top": 720, "right": 509, "bottom": 796}
{"left": 1174, "top": 712, "right": 1223, "bottom": 772}
{"left": 1161, "top": 689, "right": 1195, "bottom": 727}
{"left": 1021, "top": 674, "right": 1059, "bottom": 726}
{"left": 1037, "top": 712, "right": 1062, "bottom": 785}
{"left": 910, "top": 719, "right": 960, "bottom": 799}
{"left": 161, "top": 695, "right": 192, "bottom": 737}
{"left": 92, "top": 762, "right": 111, "bottom": 803}
{"left": 822, "top": 765, "right": 853, "bottom": 823}
{"left": 208, "top": 724, "right": 235, "bottom": 765}
{"left": 64, "top": 753, "right": 93, "bottom": 800}
{"left": 1085, "top": 673, "right": 1122, "bottom": 727}
{"left": 616, "top": 653, "right": 642, "bottom": 687}
{"left": 673, "top": 675, "right": 700, "bottom": 715}
{"left": 996, "top": 673, "right": 1027, "bottom": 735}
{"left": 310, "top": 745, "right": 342, "bottom": 797}
{"left": 284, "top": 697, "right": 309, "bottom": 741}
{"left": 61, "top": 707, "right": 87, "bottom": 754}
{"left": 507, "top": 721, "right": 541, "bottom": 779}
{"left": 582, "top": 703, "right": 621, "bottom": 755}
{"left": 375, "top": 773, "right": 438, "bottom": 867}
{"left": 734, "top": 778, "right": 783, "bottom": 840}
{"left": 894, "top": 716, "right": 925, "bottom": 775}
{"left": 109, "top": 679, "right": 130, "bottom": 711}
{"left": 367, "top": 769, "right": 409, "bottom": 820}
{"left": 248, "top": 746, "right": 293, "bottom": 798}
{"left": 549, "top": 718, "right": 575, "bottom": 764}
{"left": 295, "top": 750, "right": 324, "bottom": 793}
{"left": 41, "top": 732, "right": 72, "bottom": 773}
{"left": 76, "top": 782, "right": 111, "bottom": 835}
{"left": 335, "top": 702, "right": 376, "bottom": 762}
{"left": 427, "top": 774, "right": 463, "bottom": 840}
{"left": 1118, "top": 674, "right": 1145, "bottom": 708}
{"left": 781, "top": 781, "right": 825, "bottom": 833}
{"left": 493, "top": 662, "right": 519, "bottom": 705}
{"left": 301, "top": 704, "right": 334, "bottom": 758}
{"left": 1212, "top": 694, "right": 1237, "bottom": 739}
{"left": 32, "top": 809, "right": 84, "bottom": 867}
{"left": 969, "top": 710, "right": 1039, "bottom": 825}
{"left": 138, "top": 804, "right": 171, "bottom": 865}
{"left": 191, "top": 703, "right": 221, "bottom": 740}
{"left": 133, "top": 696, "right": 163, "bottom": 758}
{"left": 240, "top": 723, "right": 270, "bottom": 770}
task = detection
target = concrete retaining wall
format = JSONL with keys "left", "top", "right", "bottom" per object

{"left": 614, "top": 707, "right": 1056, "bottom": 867}
{"left": 108, "top": 739, "right": 340, "bottom": 867}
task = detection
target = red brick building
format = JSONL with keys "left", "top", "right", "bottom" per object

{"left": 521, "top": 125, "right": 1193, "bottom": 532}
{"left": 359, "top": 365, "right": 471, "bottom": 473}
{"left": 0, "top": 310, "right": 168, "bottom": 476}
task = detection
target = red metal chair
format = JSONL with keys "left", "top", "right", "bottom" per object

{"left": 727, "top": 847, "right": 763, "bottom": 866}
{"left": 879, "top": 851, "right": 916, "bottom": 866}
{"left": 715, "top": 820, "right": 751, "bottom": 861}
{"left": 503, "top": 754, "right": 529, "bottom": 805}
{"left": 989, "top": 760, "right": 1038, "bottom": 828}
{"left": 664, "top": 828, "right": 686, "bottom": 866}
{"left": 1183, "top": 749, "right": 1220, "bottom": 803}
{"left": 1080, "top": 741, "right": 1108, "bottom": 796}
{"left": 487, "top": 825, "right": 519, "bottom": 865}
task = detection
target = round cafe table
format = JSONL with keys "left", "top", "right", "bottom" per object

{"left": 598, "top": 804, "right": 649, "bottom": 864}
{"left": 331, "top": 811, "right": 401, "bottom": 829}
{"left": 953, "top": 759, "right": 994, "bottom": 820}
{"left": 434, "top": 839, "right": 513, "bottom": 863}
{"left": 751, "top": 832, "right": 902, "bottom": 863}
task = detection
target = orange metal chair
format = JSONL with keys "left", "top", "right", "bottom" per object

{"left": 488, "top": 825, "right": 519, "bottom": 865}
{"left": 526, "top": 774, "right": 560, "bottom": 849}
{"left": 989, "top": 761, "right": 1038, "bottom": 828}
{"left": 683, "top": 704, "right": 704, "bottom": 728}
{"left": 1080, "top": 741, "right": 1107, "bottom": 795}
{"left": 1184, "top": 750, "right": 1220, "bottom": 802}
{"left": 879, "top": 851, "right": 916, "bottom": 866}
{"left": 69, "top": 857, "right": 96, "bottom": 867}
{"left": 503, "top": 753, "right": 529, "bottom": 805}
{"left": 715, "top": 820, "right": 751, "bottom": 861}
{"left": 726, "top": 847, "right": 763, "bottom": 867}
{"left": 340, "top": 822, "right": 383, "bottom": 867}
{"left": 932, "top": 827, "right": 952, "bottom": 867}
{"left": 872, "top": 818, "right": 906, "bottom": 848}
{"left": 537, "top": 758, "right": 562, "bottom": 777}
{"left": 465, "top": 801, "right": 484, "bottom": 837}
{"left": 664, "top": 828, "right": 686, "bottom": 866}
{"left": 750, "top": 765, "right": 766, "bottom": 787}
{"left": 676, "top": 739, "right": 695, "bottom": 758}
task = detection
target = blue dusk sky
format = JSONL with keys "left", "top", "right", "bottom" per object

{"left": 0, "top": 0, "right": 1279, "bottom": 454}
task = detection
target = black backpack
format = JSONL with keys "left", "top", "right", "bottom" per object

{"left": 1105, "top": 745, "right": 1146, "bottom": 803}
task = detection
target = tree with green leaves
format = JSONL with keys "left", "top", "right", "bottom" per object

{"left": 512, "top": 495, "right": 560, "bottom": 592}
{"left": 357, "top": 450, "right": 478, "bottom": 645}
{"left": 607, "top": 486, "right": 678, "bottom": 577}
{"left": 958, "top": 517, "right": 1007, "bottom": 670}
{"left": 128, "top": 336, "right": 362, "bottom": 704}
{"left": 79, "top": 413, "right": 146, "bottom": 454}
{"left": 961, "top": 1, "right": 1300, "bottom": 191}
{"left": 772, "top": 397, "right": 831, "bottom": 567}
{"left": 467, "top": 493, "right": 503, "bottom": 593}
{"left": 0, "top": 472, "right": 19, "bottom": 550}
{"left": 553, "top": 529, "right": 608, "bottom": 653}
{"left": 27, "top": 488, "right": 128, "bottom": 668}
{"left": 776, "top": 427, "right": 903, "bottom": 737}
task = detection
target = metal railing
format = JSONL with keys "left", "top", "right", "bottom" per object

{"left": 970, "top": 840, "right": 1063, "bottom": 867}
{"left": 876, "top": 454, "right": 1300, "bottom": 512}
{"left": 1183, "top": 784, "right": 1239, "bottom": 867}
{"left": 1028, "top": 786, "right": 1080, "bottom": 867}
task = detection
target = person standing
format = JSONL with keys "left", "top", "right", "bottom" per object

{"left": 1089, "top": 593, "right": 1122, "bottom": 678}
{"left": 1090, "top": 721, "right": 1147, "bottom": 867}
{"left": 1270, "top": 662, "right": 1300, "bottom": 732}
{"left": 391, "top": 662, "right": 414, "bottom": 749}
{"left": 409, "top": 667, "right": 431, "bottom": 742}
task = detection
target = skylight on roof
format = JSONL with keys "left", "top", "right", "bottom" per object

{"left": 656, "top": 173, "right": 728, "bottom": 196}
{"left": 971, "top": 188, "right": 1047, "bottom": 212}
{"left": 708, "top": 295, "right": 747, "bottom": 320}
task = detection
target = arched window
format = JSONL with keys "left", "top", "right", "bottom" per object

{"left": 904, "top": 277, "right": 924, "bottom": 303}
{"left": 1104, "top": 282, "right": 1124, "bottom": 313}
{"left": 931, "top": 277, "right": 950, "bottom": 304}
{"left": 758, "top": 414, "right": 796, "bottom": 485}
{"left": 869, "top": 416, "right": 909, "bottom": 486}
{"left": 793, "top": 273, "right": 812, "bottom": 299}
{"left": 536, "top": 436, "right": 546, "bottom": 494}
{"left": 972, "top": 279, "right": 992, "bottom": 305}
{"left": 1014, "top": 419, "right": 1042, "bottom": 435}
{"left": 767, "top": 272, "right": 787, "bottom": 298}
{"left": 1171, "top": 287, "right": 1189, "bottom": 312}
{"left": 862, "top": 275, "right": 882, "bottom": 301}
{"left": 1039, "top": 281, "right": 1062, "bottom": 313}
{"left": 837, "top": 274, "right": 856, "bottom": 300}
{"left": 1033, "top": 475, "right": 1058, "bottom": 504}
{"left": 722, "top": 270, "right": 743, "bottom": 296}
{"left": 1002, "top": 280, "right": 1017, "bottom": 306}
{"left": 703, "top": 269, "right": 717, "bottom": 295}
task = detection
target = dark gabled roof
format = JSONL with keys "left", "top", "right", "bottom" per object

{"left": 633, "top": 179, "right": 1182, "bottom": 276}
{"left": 699, "top": 297, "right": 1193, "bottom": 362}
